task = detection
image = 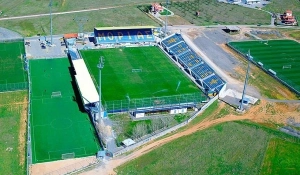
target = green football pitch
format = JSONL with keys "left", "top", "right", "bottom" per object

{"left": 0, "top": 41, "right": 27, "bottom": 91}
{"left": 80, "top": 46, "right": 204, "bottom": 110}
{"left": 228, "top": 40, "right": 300, "bottom": 93}
{"left": 29, "top": 58, "right": 101, "bottom": 163}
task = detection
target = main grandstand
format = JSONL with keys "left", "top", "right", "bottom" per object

{"left": 161, "top": 34, "right": 225, "bottom": 95}
{"left": 94, "top": 26, "right": 156, "bottom": 44}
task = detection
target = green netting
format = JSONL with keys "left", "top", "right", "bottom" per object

{"left": 228, "top": 40, "right": 300, "bottom": 93}
{"left": 29, "top": 58, "right": 101, "bottom": 164}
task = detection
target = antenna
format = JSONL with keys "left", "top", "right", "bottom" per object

{"left": 164, "top": 0, "right": 169, "bottom": 35}
{"left": 74, "top": 16, "right": 89, "bottom": 34}
{"left": 239, "top": 50, "right": 252, "bottom": 111}
{"left": 49, "top": 0, "right": 53, "bottom": 45}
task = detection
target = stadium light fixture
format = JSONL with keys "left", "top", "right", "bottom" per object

{"left": 97, "top": 56, "right": 104, "bottom": 119}
{"left": 239, "top": 50, "right": 251, "bottom": 111}
{"left": 49, "top": 0, "right": 53, "bottom": 45}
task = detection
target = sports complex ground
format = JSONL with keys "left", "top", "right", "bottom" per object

{"left": 80, "top": 46, "right": 206, "bottom": 111}
{"left": 228, "top": 40, "right": 300, "bottom": 94}
{"left": 0, "top": 40, "right": 27, "bottom": 92}
{"left": 29, "top": 58, "right": 101, "bottom": 163}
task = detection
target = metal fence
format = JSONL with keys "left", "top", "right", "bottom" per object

{"left": 104, "top": 92, "right": 207, "bottom": 113}
{"left": 226, "top": 43, "right": 300, "bottom": 95}
{"left": 26, "top": 64, "right": 32, "bottom": 175}
{"left": 0, "top": 82, "right": 28, "bottom": 92}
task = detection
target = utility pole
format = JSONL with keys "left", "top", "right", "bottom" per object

{"left": 239, "top": 50, "right": 251, "bottom": 111}
{"left": 97, "top": 56, "right": 104, "bottom": 119}
{"left": 49, "top": 0, "right": 53, "bottom": 45}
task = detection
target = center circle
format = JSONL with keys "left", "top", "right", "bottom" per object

{"left": 51, "top": 118, "right": 72, "bottom": 130}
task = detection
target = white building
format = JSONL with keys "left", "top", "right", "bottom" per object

{"left": 244, "top": 0, "right": 261, "bottom": 4}
{"left": 229, "top": 0, "right": 242, "bottom": 4}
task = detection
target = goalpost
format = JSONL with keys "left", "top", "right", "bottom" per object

{"left": 132, "top": 69, "right": 142, "bottom": 72}
{"left": 61, "top": 152, "right": 75, "bottom": 160}
{"left": 282, "top": 65, "right": 292, "bottom": 69}
{"left": 51, "top": 91, "right": 62, "bottom": 98}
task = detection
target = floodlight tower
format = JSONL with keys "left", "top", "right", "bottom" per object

{"left": 49, "top": 0, "right": 53, "bottom": 45}
{"left": 239, "top": 50, "right": 252, "bottom": 111}
{"left": 97, "top": 56, "right": 104, "bottom": 119}
{"left": 164, "top": 0, "right": 169, "bottom": 35}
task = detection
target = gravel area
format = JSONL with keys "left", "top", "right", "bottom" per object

{"left": 0, "top": 27, "right": 22, "bottom": 41}
{"left": 193, "top": 28, "right": 240, "bottom": 74}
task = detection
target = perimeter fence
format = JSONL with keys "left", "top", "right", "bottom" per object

{"left": 0, "top": 82, "right": 28, "bottom": 92}
{"left": 104, "top": 92, "right": 207, "bottom": 113}
{"left": 226, "top": 42, "right": 300, "bottom": 95}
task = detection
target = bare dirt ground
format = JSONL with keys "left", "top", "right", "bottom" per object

{"left": 18, "top": 96, "right": 28, "bottom": 167}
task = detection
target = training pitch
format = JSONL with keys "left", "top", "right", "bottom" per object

{"left": 80, "top": 46, "right": 205, "bottom": 110}
{"left": 228, "top": 40, "right": 300, "bottom": 93}
{"left": 0, "top": 40, "right": 27, "bottom": 91}
{"left": 29, "top": 58, "right": 101, "bottom": 163}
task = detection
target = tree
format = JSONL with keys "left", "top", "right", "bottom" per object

{"left": 132, "top": 123, "right": 148, "bottom": 139}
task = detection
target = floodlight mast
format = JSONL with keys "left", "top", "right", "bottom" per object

{"left": 239, "top": 50, "right": 251, "bottom": 111}
{"left": 164, "top": 0, "right": 169, "bottom": 34}
{"left": 97, "top": 56, "right": 104, "bottom": 119}
{"left": 49, "top": 0, "right": 53, "bottom": 45}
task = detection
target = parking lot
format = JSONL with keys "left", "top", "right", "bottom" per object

{"left": 25, "top": 35, "right": 67, "bottom": 59}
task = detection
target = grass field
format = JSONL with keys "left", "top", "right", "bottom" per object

{"left": 0, "top": 6, "right": 159, "bottom": 37}
{"left": 0, "top": 0, "right": 170, "bottom": 17}
{"left": 260, "top": 138, "right": 300, "bottom": 174}
{"left": 228, "top": 40, "right": 300, "bottom": 94}
{"left": 164, "top": 0, "right": 270, "bottom": 25}
{"left": 29, "top": 58, "right": 101, "bottom": 163}
{"left": 0, "top": 91, "right": 27, "bottom": 175}
{"left": 80, "top": 46, "right": 204, "bottom": 111}
{"left": 116, "top": 121, "right": 300, "bottom": 174}
{"left": 0, "top": 40, "right": 27, "bottom": 92}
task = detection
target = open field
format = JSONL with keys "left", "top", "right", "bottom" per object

{"left": 0, "top": 91, "right": 27, "bottom": 175}
{"left": 228, "top": 40, "right": 300, "bottom": 94}
{"left": 261, "top": 138, "right": 300, "bottom": 174}
{"left": 164, "top": 0, "right": 270, "bottom": 25}
{"left": 0, "top": 6, "right": 159, "bottom": 37}
{"left": 29, "top": 58, "right": 101, "bottom": 163}
{"left": 263, "top": 0, "right": 300, "bottom": 19}
{"left": 116, "top": 121, "right": 269, "bottom": 174}
{"left": 0, "top": 0, "right": 176, "bottom": 17}
{"left": 81, "top": 46, "right": 205, "bottom": 111}
{"left": 116, "top": 121, "right": 300, "bottom": 175}
{"left": 0, "top": 40, "right": 27, "bottom": 92}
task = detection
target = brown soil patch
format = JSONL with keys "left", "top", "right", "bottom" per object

{"left": 18, "top": 96, "right": 28, "bottom": 166}
{"left": 186, "top": 28, "right": 202, "bottom": 40}
{"left": 160, "top": 15, "right": 191, "bottom": 26}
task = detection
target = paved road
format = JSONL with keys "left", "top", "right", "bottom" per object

{"left": 0, "top": 4, "right": 134, "bottom": 21}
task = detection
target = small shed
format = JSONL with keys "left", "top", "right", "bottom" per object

{"left": 122, "top": 138, "right": 136, "bottom": 147}
{"left": 63, "top": 33, "right": 78, "bottom": 39}
{"left": 97, "top": 151, "right": 106, "bottom": 159}
{"left": 223, "top": 26, "right": 240, "bottom": 34}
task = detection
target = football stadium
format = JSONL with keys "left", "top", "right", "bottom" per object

{"left": 67, "top": 26, "right": 225, "bottom": 118}
{"left": 227, "top": 40, "right": 300, "bottom": 95}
